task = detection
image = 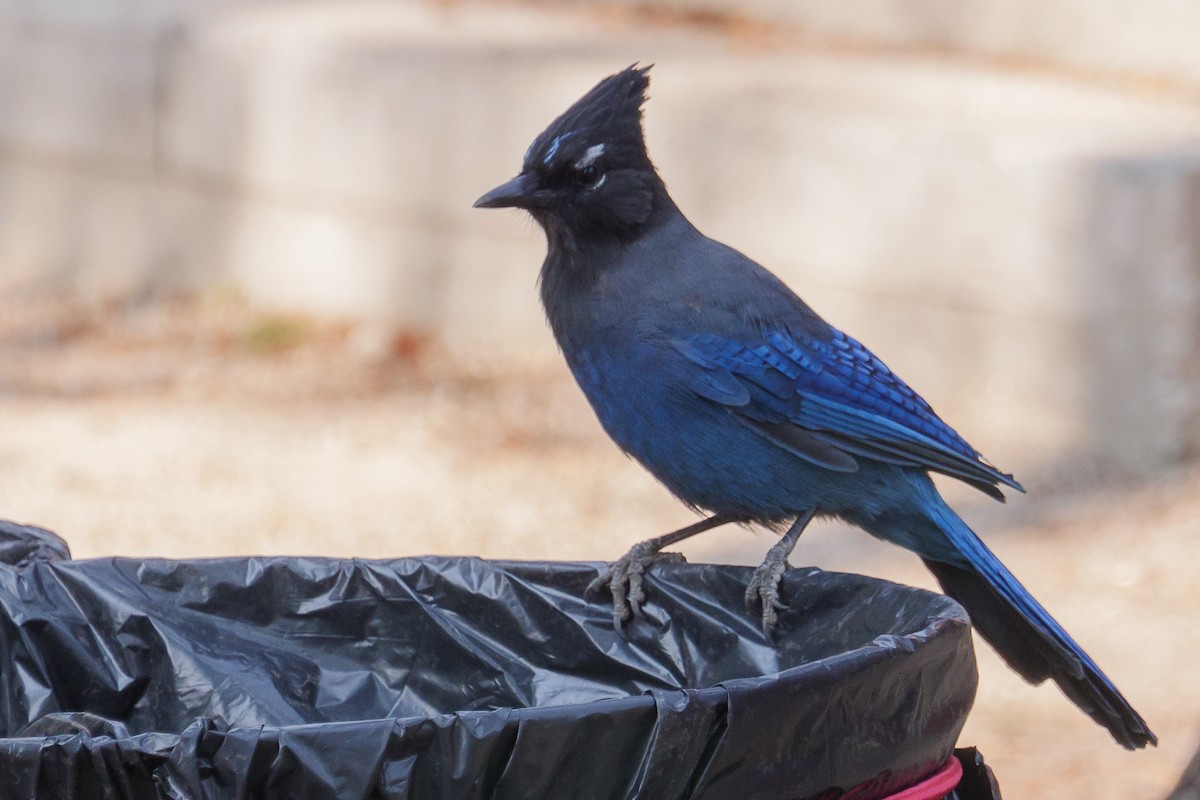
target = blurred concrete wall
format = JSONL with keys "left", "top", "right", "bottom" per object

{"left": 568, "top": 0, "right": 1200, "bottom": 93}
{"left": 1, "top": 0, "right": 1199, "bottom": 473}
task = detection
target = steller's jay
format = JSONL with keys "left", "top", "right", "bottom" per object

{"left": 474, "top": 65, "right": 1154, "bottom": 749}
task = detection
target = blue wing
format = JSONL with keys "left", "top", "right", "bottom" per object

{"left": 670, "top": 328, "right": 1023, "bottom": 500}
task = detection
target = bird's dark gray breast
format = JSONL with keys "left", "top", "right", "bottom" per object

{"left": 538, "top": 235, "right": 846, "bottom": 521}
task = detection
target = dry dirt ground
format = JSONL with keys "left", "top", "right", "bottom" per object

{"left": 1, "top": 298, "right": 1197, "bottom": 797}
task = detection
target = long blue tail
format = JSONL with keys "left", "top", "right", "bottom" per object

{"left": 919, "top": 502, "right": 1156, "bottom": 749}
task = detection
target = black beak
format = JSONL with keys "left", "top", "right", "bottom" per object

{"left": 473, "top": 173, "right": 539, "bottom": 209}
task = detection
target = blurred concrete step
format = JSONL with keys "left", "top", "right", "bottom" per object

{"left": 1, "top": 0, "right": 1198, "bottom": 472}
{"left": 551, "top": 0, "right": 1200, "bottom": 92}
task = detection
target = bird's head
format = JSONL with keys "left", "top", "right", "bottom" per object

{"left": 474, "top": 65, "right": 663, "bottom": 241}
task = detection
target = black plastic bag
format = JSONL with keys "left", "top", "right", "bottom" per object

{"left": 0, "top": 520, "right": 978, "bottom": 799}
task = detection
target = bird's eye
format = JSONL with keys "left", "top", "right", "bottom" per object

{"left": 576, "top": 165, "right": 602, "bottom": 187}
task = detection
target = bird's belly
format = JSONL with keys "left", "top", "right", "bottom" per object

{"left": 568, "top": 348, "right": 850, "bottom": 521}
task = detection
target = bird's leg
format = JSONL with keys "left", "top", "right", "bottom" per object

{"left": 588, "top": 514, "right": 735, "bottom": 631}
{"left": 745, "top": 509, "right": 817, "bottom": 636}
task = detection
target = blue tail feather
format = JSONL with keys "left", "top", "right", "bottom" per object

{"left": 921, "top": 503, "right": 1156, "bottom": 749}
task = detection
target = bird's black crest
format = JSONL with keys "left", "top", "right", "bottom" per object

{"left": 523, "top": 65, "right": 652, "bottom": 174}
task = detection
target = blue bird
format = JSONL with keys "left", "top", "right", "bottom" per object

{"left": 474, "top": 65, "right": 1155, "bottom": 749}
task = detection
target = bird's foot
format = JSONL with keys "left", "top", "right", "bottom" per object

{"left": 587, "top": 541, "right": 686, "bottom": 632}
{"left": 745, "top": 541, "right": 792, "bottom": 637}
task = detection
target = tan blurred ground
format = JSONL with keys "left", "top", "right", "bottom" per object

{"left": 1, "top": 297, "right": 1197, "bottom": 797}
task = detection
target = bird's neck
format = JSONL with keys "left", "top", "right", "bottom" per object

{"left": 540, "top": 181, "right": 681, "bottom": 277}
{"left": 538, "top": 183, "right": 689, "bottom": 343}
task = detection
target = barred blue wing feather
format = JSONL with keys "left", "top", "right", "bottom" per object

{"left": 670, "top": 328, "right": 1024, "bottom": 501}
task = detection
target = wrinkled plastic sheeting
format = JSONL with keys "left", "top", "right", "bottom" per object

{"left": 950, "top": 748, "right": 1003, "bottom": 800}
{"left": 0, "top": 520, "right": 978, "bottom": 799}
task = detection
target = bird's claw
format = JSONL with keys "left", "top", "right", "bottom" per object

{"left": 588, "top": 542, "right": 686, "bottom": 633}
{"left": 745, "top": 544, "right": 792, "bottom": 637}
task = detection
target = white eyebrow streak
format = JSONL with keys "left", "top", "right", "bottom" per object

{"left": 575, "top": 144, "right": 606, "bottom": 169}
